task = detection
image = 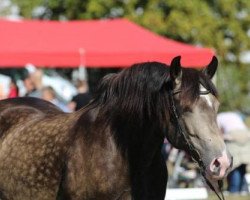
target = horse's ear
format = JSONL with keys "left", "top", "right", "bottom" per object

{"left": 170, "top": 56, "right": 182, "bottom": 82}
{"left": 203, "top": 56, "right": 218, "bottom": 79}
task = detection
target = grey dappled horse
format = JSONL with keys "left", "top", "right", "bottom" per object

{"left": 0, "top": 56, "right": 232, "bottom": 200}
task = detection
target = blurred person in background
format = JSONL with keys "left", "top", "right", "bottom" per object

{"left": 28, "top": 68, "right": 43, "bottom": 98}
{"left": 0, "top": 84, "right": 4, "bottom": 100}
{"left": 41, "top": 86, "right": 70, "bottom": 113}
{"left": 23, "top": 74, "right": 36, "bottom": 97}
{"left": 23, "top": 74, "right": 40, "bottom": 98}
{"left": 68, "top": 80, "right": 92, "bottom": 111}
{"left": 23, "top": 70, "right": 42, "bottom": 98}
{"left": 217, "top": 111, "right": 250, "bottom": 195}
{"left": 8, "top": 79, "right": 19, "bottom": 98}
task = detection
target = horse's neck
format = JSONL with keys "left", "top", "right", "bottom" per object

{"left": 64, "top": 107, "right": 131, "bottom": 199}
{"left": 110, "top": 114, "right": 164, "bottom": 164}
{"left": 68, "top": 105, "right": 166, "bottom": 199}
{"left": 71, "top": 104, "right": 164, "bottom": 166}
{"left": 110, "top": 118, "right": 166, "bottom": 200}
{"left": 74, "top": 104, "right": 164, "bottom": 153}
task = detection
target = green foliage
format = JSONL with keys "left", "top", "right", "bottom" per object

{"left": 9, "top": 0, "right": 250, "bottom": 111}
{"left": 11, "top": 0, "right": 44, "bottom": 18}
{"left": 217, "top": 63, "right": 250, "bottom": 112}
{"left": 0, "top": 1, "right": 12, "bottom": 17}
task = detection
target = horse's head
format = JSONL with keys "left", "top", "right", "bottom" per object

{"left": 166, "top": 56, "right": 232, "bottom": 182}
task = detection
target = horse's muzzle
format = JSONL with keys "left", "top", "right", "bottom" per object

{"left": 208, "top": 149, "right": 233, "bottom": 180}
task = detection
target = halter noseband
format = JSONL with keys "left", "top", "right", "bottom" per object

{"left": 169, "top": 88, "right": 225, "bottom": 200}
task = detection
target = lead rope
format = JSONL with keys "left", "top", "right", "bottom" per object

{"left": 169, "top": 91, "right": 225, "bottom": 200}
{"left": 203, "top": 175, "right": 225, "bottom": 200}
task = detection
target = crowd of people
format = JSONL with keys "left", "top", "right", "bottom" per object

{"left": 3, "top": 68, "right": 92, "bottom": 112}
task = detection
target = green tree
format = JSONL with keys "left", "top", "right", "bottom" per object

{"left": 0, "top": 0, "right": 14, "bottom": 17}
{"left": 217, "top": 63, "right": 250, "bottom": 111}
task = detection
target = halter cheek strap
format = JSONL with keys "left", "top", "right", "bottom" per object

{"left": 169, "top": 91, "right": 203, "bottom": 165}
{"left": 169, "top": 90, "right": 225, "bottom": 200}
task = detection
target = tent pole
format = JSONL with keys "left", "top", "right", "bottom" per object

{"left": 78, "top": 48, "right": 87, "bottom": 81}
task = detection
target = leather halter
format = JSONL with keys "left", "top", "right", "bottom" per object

{"left": 169, "top": 89, "right": 225, "bottom": 200}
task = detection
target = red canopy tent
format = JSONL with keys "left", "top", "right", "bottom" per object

{"left": 0, "top": 18, "right": 214, "bottom": 68}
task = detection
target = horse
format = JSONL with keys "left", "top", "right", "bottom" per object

{"left": 0, "top": 56, "right": 232, "bottom": 200}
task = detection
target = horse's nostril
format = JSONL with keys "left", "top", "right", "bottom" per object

{"left": 214, "top": 159, "right": 220, "bottom": 168}
{"left": 211, "top": 159, "right": 221, "bottom": 176}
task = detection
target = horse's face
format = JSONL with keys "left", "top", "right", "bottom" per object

{"left": 167, "top": 56, "right": 232, "bottom": 181}
{"left": 180, "top": 90, "right": 232, "bottom": 181}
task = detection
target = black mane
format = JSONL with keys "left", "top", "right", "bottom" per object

{"left": 93, "top": 62, "right": 171, "bottom": 126}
